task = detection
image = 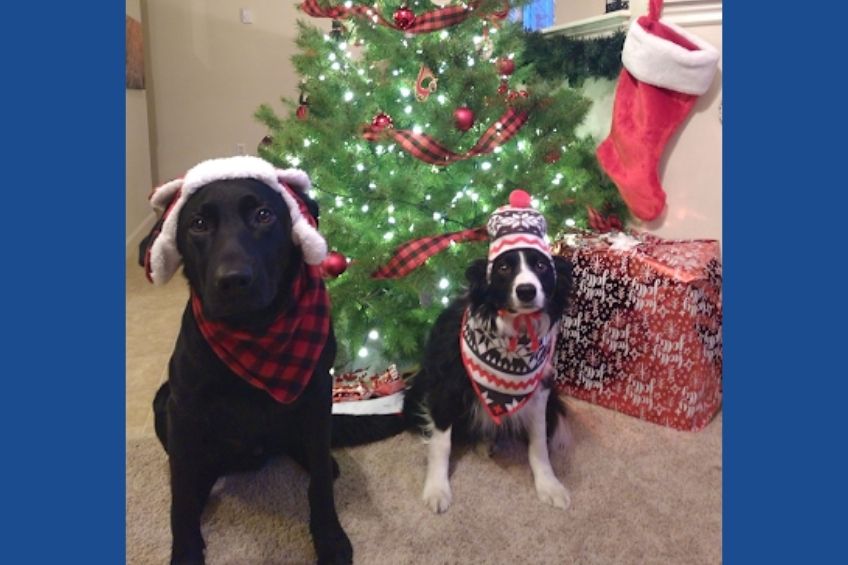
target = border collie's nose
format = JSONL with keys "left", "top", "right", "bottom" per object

{"left": 516, "top": 284, "right": 536, "bottom": 303}
{"left": 216, "top": 267, "right": 253, "bottom": 294}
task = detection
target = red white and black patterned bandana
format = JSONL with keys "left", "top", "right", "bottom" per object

{"left": 191, "top": 263, "right": 330, "bottom": 404}
{"left": 460, "top": 308, "right": 555, "bottom": 424}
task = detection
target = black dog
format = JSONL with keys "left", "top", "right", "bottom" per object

{"left": 139, "top": 167, "right": 352, "bottom": 564}
{"left": 402, "top": 248, "right": 574, "bottom": 513}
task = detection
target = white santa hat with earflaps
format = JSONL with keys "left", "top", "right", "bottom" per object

{"left": 144, "top": 155, "right": 328, "bottom": 286}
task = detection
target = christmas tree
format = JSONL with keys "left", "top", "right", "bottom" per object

{"left": 257, "top": 0, "right": 628, "bottom": 369}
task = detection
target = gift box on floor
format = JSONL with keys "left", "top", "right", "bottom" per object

{"left": 552, "top": 231, "right": 722, "bottom": 431}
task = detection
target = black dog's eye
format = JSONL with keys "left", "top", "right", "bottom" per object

{"left": 535, "top": 260, "right": 549, "bottom": 272}
{"left": 497, "top": 262, "right": 512, "bottom": 274}
{"left": 255, "top": 208, "right": 275, "bottom": 224}
{"left": 189, "top": 216, "right": 208, "bottom": 233}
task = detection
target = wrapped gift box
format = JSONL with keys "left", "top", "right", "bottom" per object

{"left": 553, "top": 231, "right": 722, "bottom": 431}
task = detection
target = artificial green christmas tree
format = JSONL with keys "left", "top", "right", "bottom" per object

{"left": 257, "top": 0, "right": 628, "bottom": 369}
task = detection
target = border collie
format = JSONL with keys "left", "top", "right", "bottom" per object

{"left": 402, "top": 245, "right": 574, "bottom": 513}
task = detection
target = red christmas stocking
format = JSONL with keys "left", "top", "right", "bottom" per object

{"left": 596, "top": 0, "right": 719, "bottom": 222}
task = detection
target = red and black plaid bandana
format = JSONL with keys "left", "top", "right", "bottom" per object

{"left": 191, "top": 264, "right": 330, "bottom": 404}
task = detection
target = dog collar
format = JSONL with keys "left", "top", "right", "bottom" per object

{"left": 460, "top": 308, "right": 554, "bottom": 424}
{"left": 191, "top": 263, "right": 330, "bottom": 404}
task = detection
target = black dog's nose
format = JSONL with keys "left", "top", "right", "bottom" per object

{"left": 216, "top": 268, "right": 253, "bottom": 294}
{"left": 516, "top": 284, "right": 537, "bottom": 303}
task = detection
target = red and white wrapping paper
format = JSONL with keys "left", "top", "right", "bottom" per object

{"left": 332, "top": 364, "right": 405, "bottom": 404}
{"left": 553, "top": 231, "right": 722, "bottom": 431}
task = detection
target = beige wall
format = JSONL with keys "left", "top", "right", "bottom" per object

{"left": 554, "top": 0, "right": 608, "bottom": 24}
{"left": 144, "top": 0, "right": 329, "bottom": 184}
{"left": 554, "top": 1, "right": 723, "bottom": 245}
{"left": 126, "top": 0, "right": 154, "bottom": 253}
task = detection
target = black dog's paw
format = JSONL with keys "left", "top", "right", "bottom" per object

{"left": 314, "top": 525, "right": 353, "bottom": 565}
{"left": 171, "top": 558, "right": 204, "bottom": 565}
{"left": 171, "top": 549, "right": 205, "bottom": 565}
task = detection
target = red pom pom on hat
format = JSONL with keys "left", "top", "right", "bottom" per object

{"left": 509, "top": 189, "right": 532, "bottom": 208}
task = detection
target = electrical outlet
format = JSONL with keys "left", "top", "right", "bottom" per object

{"left": 235, "top": 143, "right": 246, "bottom": 155}
{"left": 240, "top": 8, "right": 253, "bottom": 24}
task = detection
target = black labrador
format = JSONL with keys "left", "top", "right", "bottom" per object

{"left": 139, "top": 176, "right": 351, "bottom": 565}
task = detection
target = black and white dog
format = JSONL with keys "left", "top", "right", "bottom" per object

{"left": 139, "top": 156, "right": 354, "bottom": 565}
{"left": 403, "top": 191, "right": 573, "bottom": 513}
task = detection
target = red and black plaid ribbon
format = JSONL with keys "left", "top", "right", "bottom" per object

{"left": 364, "top": 107, "right": 529, "bottom": 166}
{"left": 372, "top": 226, "right": 488, "bottom": 279}
{"left": 587, "top": 206, "right": 623, "bottom": 233}
{"left": 191, "top": 264, "right": 331, "bottom": 404}
{"left": 299, "top": 0, "right": 507, "bottom": 34}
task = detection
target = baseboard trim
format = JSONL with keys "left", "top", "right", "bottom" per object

{"left": 126, "top": 212, "right": 156, "bottom": 259}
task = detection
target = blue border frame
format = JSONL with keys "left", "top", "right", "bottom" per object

{"left": 3, "top": 4, "right": 125, "bottom": 561}
{"left": 725, "top": 2, "right": 846, "bottom": 562}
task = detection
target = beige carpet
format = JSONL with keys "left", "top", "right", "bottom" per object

{"left": 126, "top": 397, "right": 720, "bottom": 564}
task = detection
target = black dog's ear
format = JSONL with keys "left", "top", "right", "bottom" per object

{"left": 548, "top": 255, "right": 574, "bottom": 321}
{"left": 465, "top": 258, "right": 489, "bottom": 306}
{"left": 137, "top": 215, "right": 165, "bottom": 267}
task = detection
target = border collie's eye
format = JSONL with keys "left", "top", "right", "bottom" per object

{"left": 256, "top": 208, "right": 275, "bottom": 224}
{"left": 189, "top": 216, "right": 208, "bottom": 233}
{"left": 497, "top": 262, "right": 512, "bottom": 274}
{"left": 535, "top": 261, "right": 549, "bottom": 272}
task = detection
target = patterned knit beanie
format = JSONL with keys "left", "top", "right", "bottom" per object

{"left": 486, "top": 189, "right": 552, "bottom": 265}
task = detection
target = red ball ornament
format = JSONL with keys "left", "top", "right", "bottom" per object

{"left": 509, "top": 189, "right": 532, "bottom": 208}
{"left": 497, "top": 58, "right": 515, "bottom": 76}
{"left": 453, "top": 106, "right": 475, "bottom": 132}
{"left": 393, "top": 6, "right": 416, "bottom": 30}
{"left": 371, "top": 112, "right": 394, "bottom": 132}
{"left": 497, "top": 80, "right": 509, "bottom": 96}
{"left": 296, "top": 104, "right": 309, "bottom": 121}
{"left": 321, "top": 251, "right": 348, "bottom": 278}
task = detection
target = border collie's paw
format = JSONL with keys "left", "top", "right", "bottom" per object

{"left": 422, "top": 480, "right": 452, "bottom": 513}
{"left": 535, "top": 476, "right": 571, "bottom": 510}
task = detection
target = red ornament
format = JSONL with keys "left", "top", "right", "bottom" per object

{"left": 321, "top": 251, "right": 348, "bottom": 278}
{"left": 497, "top": 80, "right": 509, "bottom": 96}
{"left": 544, "top": 150, "right": 561, "bottom": 164}
{"left": 371, "top": 112, "right": 394, "bottom": 132}
{"left": 509, "top": 189, "right": 532, "bottom": 208}
{"left": 296, "top": 104, "right": 309, "bottom": 121}
{"left": 453, "top": 106, "right": 475, "bottom": 131}
{"left": 497, "top": 58, "right": 515, "bottom": 76}
{"left": 393, "top": 6, "right": 416, "bottom": 30}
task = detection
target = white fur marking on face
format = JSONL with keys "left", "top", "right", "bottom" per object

{"left": 422, "top": 425, "right": 453, "bottom": 513}
{"left": 511, "top": 251, "right": 545, "bottom": 310}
